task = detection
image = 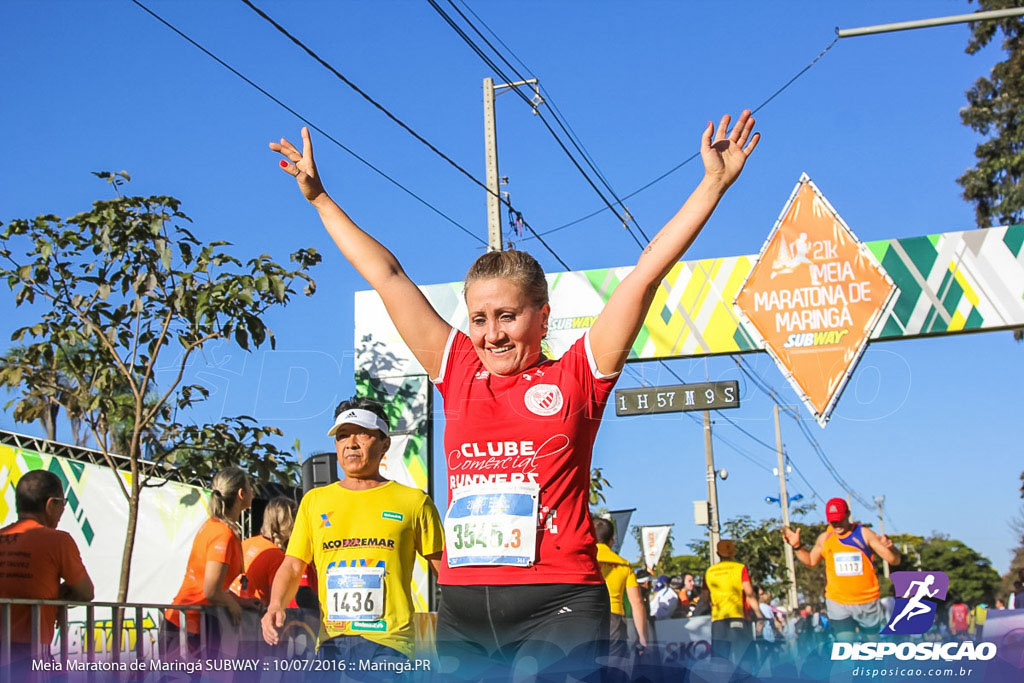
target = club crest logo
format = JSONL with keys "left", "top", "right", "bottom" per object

{"left": 883, "top": 571, "right": 949, "bottom": 635}
{"left": 524, "top": 384, "right": 563, "bottom": 416}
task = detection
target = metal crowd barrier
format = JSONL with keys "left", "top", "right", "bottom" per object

{"left": 0, "top": 598, "right": 206, "bottom": 683}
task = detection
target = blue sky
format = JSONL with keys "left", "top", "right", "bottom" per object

{"left": 2, "top": 1, "right": 1021, "bottom": 574}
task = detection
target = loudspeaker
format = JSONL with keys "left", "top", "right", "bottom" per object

{"left": 301, "top": 452, "right": 338, "bottom": 494}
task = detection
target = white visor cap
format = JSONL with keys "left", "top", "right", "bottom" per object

{"left": 327, "top": 408, "right": 390, "bottom": 438}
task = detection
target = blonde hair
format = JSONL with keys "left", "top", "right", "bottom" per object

{"left": 209, "top": 467, "right": 250, "bottom": 537}
{"left": 261, "top": 496, "right": 297, "bottom": 551}
{"left": 464, "top": 250, "right": 548, "bottom": 308}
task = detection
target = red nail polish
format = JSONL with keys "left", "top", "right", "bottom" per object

{"left": 279, "top": 160, "right": 288, "bottom": 168}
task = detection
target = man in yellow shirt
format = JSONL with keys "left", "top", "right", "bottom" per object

{"left": 593, "top": 517, "right": 648, "bottom": 659}
{"left": 704, "top": 539, "right": 760, "bottom": 665}
{"left": 261, "top": 398, "right": 445, "bottom": 664}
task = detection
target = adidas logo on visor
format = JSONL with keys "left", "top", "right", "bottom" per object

{"left": 327, "top": 408, "right": 390, "bottom": 437}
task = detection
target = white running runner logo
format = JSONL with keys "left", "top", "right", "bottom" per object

{"left": 887, "top": 574, "right": 939, "bottom": 630}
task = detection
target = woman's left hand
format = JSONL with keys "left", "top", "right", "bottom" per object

{"left": 700, "top": 109, "right": 760, "bottom": 188}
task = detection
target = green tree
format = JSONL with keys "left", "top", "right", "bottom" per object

{"left": 913, "top": 535, "right": 1001, "bottom": 605}
{"left": 685, "top": 509, "right": 820, "bottom": 601}
{"left": 958, "top": 0, "right": 1024, "bottom": 228}
{"left": 0, "top": 343, "right": 88, "bottom": 444}
{"left": 722, "top": 515, "right": 792, "bottom": 594}
{"left": 712, "top": 504, "right": 828, "bottom": 606}
{"left": 0, "top": 176, "right": 320, "bottom": 601}
{"left": 663, "top": 554, "right": 707, "bottom": 580}
{"left": 588, "top": 467, "right": 611, "bottom": 506}
{"left": 1002, "top": 511, "right": 1024, "bottom": 601}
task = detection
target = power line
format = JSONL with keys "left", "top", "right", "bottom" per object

{"left": 439, "top": 4, "right": 857, "bottom": 522}
{"left": 729, "top": 355, "right": 875, "bottom": 509}
{"left": 716, "top": 412, "right": 780, "bottom": 454}
{"left": 129, "top": 0, "right": 484, "bottom": 244}
{"left": 231, "top": 0, "right": 572, "bottom": 270}
{"left": 791, "top": 415, "right": 873, "bottom": 511}
{"left": 434, "top": 0, "right": 636, "bottom": 225}
{"left": 709, "top": 428, "right": 774, "bottom": 474}
{"left": 145, "top": 0, "right": 860, "bottom": 518}
{"left": 785, "top": 452, "right": 825, "bottom": 504}
{"left": 530, "top": 36, "right": 841, "bottom": 239}
{"left": 238, "top": 0, "right": 489, "bottom": 199}
{"left": 428, "top": 0, "right": 650, "bottom": 249}
{"left": 452, "top": 0, "right": 646, "bottom": 244}
{"left": 249, "top": 0, "right": 843, "bottom": 510}
{"left": 454, "top": 0, "right": 617, "bottom": 182}
{"left": 621, "top": 365, "right": 772, "bottom": 473}
{"left": 444, "top": 0, "right": 644, "bottom": 239}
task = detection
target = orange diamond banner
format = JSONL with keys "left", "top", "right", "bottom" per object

{"left": 734, "top": 175, "right": 895, "bottom": 426}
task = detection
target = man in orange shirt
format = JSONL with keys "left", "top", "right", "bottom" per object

{"left": 0, "top": 470, "right": 94, "bottom": 663}
{"left": 783, "top": 497, "right": 900, "bottom": 641}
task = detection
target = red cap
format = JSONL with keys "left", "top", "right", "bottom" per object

{"left": 825, "top": 497, "right": 849, "bottom": 522}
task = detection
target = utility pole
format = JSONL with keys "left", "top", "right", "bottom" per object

{"left": 482, "top": 77, "right": 541, "bottom": 251}
{"left": 703, "top": 410, "right": 721, "bottom": 566}
{"left": 875, "top": 496, "right": 890, "bottom": 578}
{"left": 774, "top": 405, "right": 799, "bottom": 612}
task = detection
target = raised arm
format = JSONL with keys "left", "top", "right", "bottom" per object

{"left": 588, "top": 111, "right": 760, "bottom": 375}
{"left": 271, "top": 128, "right": 452, "bottom": 378}
{"left": 784, "top": 526, "right": 825, "bottom": 567}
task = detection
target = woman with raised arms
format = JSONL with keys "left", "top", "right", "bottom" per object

{"left": 270, "top": 110, "right": 759, "bottom": 677}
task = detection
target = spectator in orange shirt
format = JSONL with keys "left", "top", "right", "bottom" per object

{"left": 234, "top": 496, "right": 297, "bottom": 606}
{"left": 162, "top": 467, "right": 261, "bottom": 657}
{"left": 0, "top": 470, "right": 93, "bottom": 664}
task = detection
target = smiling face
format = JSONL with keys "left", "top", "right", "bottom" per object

{"left": 334, "top": 424, "right": 390, "bottom": 480}
{"left": 465, "top": 277, "right": 550, "bottom": 377}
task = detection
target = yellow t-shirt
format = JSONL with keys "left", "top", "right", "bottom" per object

{"left": 286, "top": 481, "right": 445, "bottom": 658}
{"left": 705, "top": 560, "right": 749, "bottom": 621}
{"left": 596, "top": 543, "right": 637, "bottom": 616}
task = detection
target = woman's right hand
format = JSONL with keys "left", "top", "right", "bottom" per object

{"left": 270, "top": 127, "right": 327, "bottom": 204}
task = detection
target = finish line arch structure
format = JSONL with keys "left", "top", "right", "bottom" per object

{"left": 352, "top": 174, "right": 1024, "bottom": 500}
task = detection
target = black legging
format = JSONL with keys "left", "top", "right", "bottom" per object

{"left": 436, "top": 583, "right": 610, "bottom": 680}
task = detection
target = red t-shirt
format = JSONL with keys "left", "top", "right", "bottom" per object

{"left": 951, "top": 603, "right": 969, "bottom": 632}
{"left": 435, "top": 329, "right": 617, "bottom": 585}
{"left": 165, "top": 518, "right": 243, "bottom": 634}
{"left": 0, "top": 519, "right": 89, "bottom": 643}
